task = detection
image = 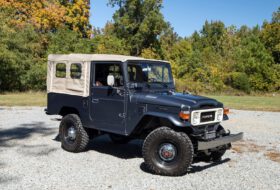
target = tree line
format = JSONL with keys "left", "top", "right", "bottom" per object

{"left": 0, "top": 0, "right": 279, "bottom": 94}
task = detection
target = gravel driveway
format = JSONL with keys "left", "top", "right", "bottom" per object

{"left": 0, "top": 107, "right": 279, "bottom": 190}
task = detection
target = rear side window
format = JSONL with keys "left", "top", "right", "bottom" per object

{"left": 56, "top": 63, "right": 66, "bottom": 78}
{"left": 70, "top": 63, "right": 82, "bottom": 79}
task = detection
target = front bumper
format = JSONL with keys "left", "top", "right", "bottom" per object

{"left": 197, "top": 132, "right": 243, "bottom": 150}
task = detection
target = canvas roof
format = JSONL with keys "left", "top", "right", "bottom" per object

{"left": 48, "top": 54, "right": 168, "bottom": 63}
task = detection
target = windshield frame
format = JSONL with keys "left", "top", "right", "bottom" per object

{"left": 125, "top": 60, "right": 175, "bottom": 89}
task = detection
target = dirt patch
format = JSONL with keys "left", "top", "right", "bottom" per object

{"left": 232, "top": 140, "right": 280, "bottom": 163}
{"left": 232, "top": 140, "right": 266, "bottom": 153}
{"left": 265, "top": 151, "right": 280, "bottom": 163}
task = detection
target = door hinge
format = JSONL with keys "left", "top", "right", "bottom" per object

{"left": 118, "top": 113, "right": 126, "bottom": 118}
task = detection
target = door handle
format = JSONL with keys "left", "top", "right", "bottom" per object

{"left": 92, "top": 99, "right": 99, "bottom": 103}
{"left": 117, "top": 89, "right": 125, "bottom": 96}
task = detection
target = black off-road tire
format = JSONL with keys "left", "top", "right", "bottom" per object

{"left": 109, "top": 134, "right": 131, "bottom": 144}
{"left": 142, "top": 127, "right": 193, "bottom": 176}
{"left": 59, "top": 114, "right": 89, "bottom": 153}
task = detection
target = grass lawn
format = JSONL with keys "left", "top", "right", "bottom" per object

{"left": 0, "top": 92, "right": 46, "bottom": 107}
{"left": 209, "top": 95, "right": 280, "bottom": 112}
{"left": 0, "top": 92, "right": 279, "bottom": 112}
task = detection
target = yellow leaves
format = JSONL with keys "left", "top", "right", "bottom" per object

{"left": 0, "top": 0, "right": 67, "bottom": 32}
{"left": 32, "top": 2, "right": 67, "bottom": 31}
{"left": 0, "top": 0, "right": 91, "bottom": 36}
{"left": 63, "top": 0, "right": 91, "bottom": 37}
{"left": 141, "top": 48, "right": 161, "bottom": 59}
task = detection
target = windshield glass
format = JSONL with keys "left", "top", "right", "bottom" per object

{"left": 127, "top": 62, "right": 173, "bottom": 84}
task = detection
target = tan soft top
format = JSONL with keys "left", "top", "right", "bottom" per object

{"left": 47, "top": 54, "right": 168, "bottom": 97}
{"left": 48, "top": 54, "right": 167, "bottom": 63}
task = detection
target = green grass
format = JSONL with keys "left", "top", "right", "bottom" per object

{"left": 0, "top": 92, "right": 46, "bottom": 107}
{"left": 0, "top": 92, "right": 279, "bottom": 112}
{"left": 208, "top": 95, "right": 280, "bottom": 112}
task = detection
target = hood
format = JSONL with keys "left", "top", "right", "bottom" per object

{"left": 133, "top": 92, "right": 222, "bottom": 109}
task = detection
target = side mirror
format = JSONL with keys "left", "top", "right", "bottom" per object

{"left": 107, "top": 75, "right": 115, "bottom": 86}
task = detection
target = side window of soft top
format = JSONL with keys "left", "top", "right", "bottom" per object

{"left": 70, "top": 63, "right": 82, "bottom": 79}
{"left": 56, "top": 63, "right": 66, "bottom": 78}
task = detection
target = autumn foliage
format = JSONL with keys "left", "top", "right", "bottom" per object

{"left": 0, "top": 0, "right": 279, "bottom": 94}
{"left": 0, "top": 0, "right": 90, "bottom": 36}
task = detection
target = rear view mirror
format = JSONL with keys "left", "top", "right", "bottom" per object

{"left": 107, "top": 75, "right": 115, "bottom": 86}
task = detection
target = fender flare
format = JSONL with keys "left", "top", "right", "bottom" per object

{"left": 143, "top": 111, "right": 190, "bottom": 127}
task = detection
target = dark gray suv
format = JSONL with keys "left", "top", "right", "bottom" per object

{"left": 46, "top": 54, "right": 243, "bottom": 176}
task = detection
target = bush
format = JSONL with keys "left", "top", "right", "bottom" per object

{"left": 229, "top": 72, "right": 251, "bottom": 93}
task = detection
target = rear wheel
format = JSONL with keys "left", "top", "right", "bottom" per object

{"left": 59, "top": 114, "right": 89, "bottom": 153}
{"left": 142, "top": 127, "right": 193, "bottom": 176}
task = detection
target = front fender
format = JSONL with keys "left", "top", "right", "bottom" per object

{"left": 144, "top": 111, "right": 191, "bottom": 127}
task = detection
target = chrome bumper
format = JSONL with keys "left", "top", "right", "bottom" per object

{"left": 197, "top": 132, "right": 243, "bottom": 150}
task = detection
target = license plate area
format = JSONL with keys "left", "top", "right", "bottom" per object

{"left": 204, "top": 131, "right": 216, "bottom": 140}
{"left": 200, "top": 111, "right": 215, "bottom": 123}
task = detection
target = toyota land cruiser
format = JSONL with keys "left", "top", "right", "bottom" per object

{"left": 45, "top": 54, "right": 243, "bottom": 176}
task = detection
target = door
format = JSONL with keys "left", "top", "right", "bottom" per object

{"left": 90, "top": 62, "right": 126, "bottom": 134}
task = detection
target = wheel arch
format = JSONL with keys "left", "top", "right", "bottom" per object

{"left": 130, "top": 112, "right": 192, "bottom": 137}
{"left": 59, "top": 106, "right": 80, "bottom": 117}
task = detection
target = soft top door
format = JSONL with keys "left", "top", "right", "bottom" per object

{"left": 89, "top": 62, "right": 126, "bottom": 134}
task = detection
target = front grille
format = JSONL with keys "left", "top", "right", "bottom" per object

{"left": 191, "top": 108, "right": 223, "bottom": 126}
{"left": 200, "top": 111, "right": 215, "bottom": 122}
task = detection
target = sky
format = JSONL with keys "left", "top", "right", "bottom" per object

{"left": 90, "top": 0, "right": 279, "bottom": 37}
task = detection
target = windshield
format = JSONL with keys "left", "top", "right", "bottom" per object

{"left": 127, "top": 62, "right": 173, "bottom": 84}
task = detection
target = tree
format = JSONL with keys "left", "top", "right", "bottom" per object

{"left": 47, "top": 29, "right": 93, "bottom": 54}
{"left": 0, "top": 10, "right": 45, "bottom": 91}
{"left": 0, "top": 0, "right": 67, "bottom": 33}
{"left": 90, "top": 22, "right": 129, "bottom": 55}
{"left": 59, "top": 0, "right": 92, "bottom": 37}
{"left": 233, "top": 33, "right": 276, "bottom": 91}
{"left": 200, "top": 21, "right": 227, "bottom": 54}
{"left": 159, "top": 23, "right": 180, "bottom": 60}
{"left": 108, "top": 0, "right": 168, "bottom": 55}
{"left": 168, "top": 39, "right": 193, "bottom": 78}
{"left": 261, "top": 7, "right": 280, "bottom": 64}
{"left": 0, "top": 0, "right": 91, "bottom": 37}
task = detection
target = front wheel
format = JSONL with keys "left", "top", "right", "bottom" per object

{"left": 59, "top": 114, "right": 89, "bottom": 153}
{"left": 142, "top": 127, "right": 193, "bottom": 176}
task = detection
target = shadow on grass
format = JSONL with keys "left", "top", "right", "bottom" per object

{"left": 0, "top": 122, "right": 56, "bottom": 147}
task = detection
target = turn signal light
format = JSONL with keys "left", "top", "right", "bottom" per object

{"left": 223, "top": 108, "right": 230, "bottom": 115}
{"left": 179, "top": 111, "right": 190, "bottom": 120}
